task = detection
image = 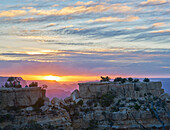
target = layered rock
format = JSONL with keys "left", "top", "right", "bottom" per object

{"left": 0, "top": 81, "right": 170, "bottom": 130}
{"left": 0, "top": 87, "right": 45, "bottom": 110}
{"left": 78, "top": 82, "right": 164, "bottom": 99}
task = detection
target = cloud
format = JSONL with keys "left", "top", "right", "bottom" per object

{"left": 28, "top": 3, "right": 135, "bottom": 16}
{"left": 151, "top": 29, "right": 170, "bottom": 33}
{"left": 152, "top": 22, "right": 166, "bottom": 27}
{"left": 51, "top": 4, "right": 59, "bottom": 7}
{"left": 140, "top": 0, "right": 168, "bottom": 5}
{"left": 20, "top": 17, "right": 35, "bottom": 22}
{"left": 75, "top": 1, "right": 95, "bottom": 6}
{"left": 47, "top": 23, "right": 57, "bottom": 27}
{"left": 88, "top": 16, "right": 139, "bottom": 23}
{"left": 21, "top": 7, "right": 33, "bottom": 10}
{"left": 0, "top": 10, "right": 27, "bottom": 17}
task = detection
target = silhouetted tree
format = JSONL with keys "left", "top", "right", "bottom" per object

{"left": 143, "top": 78, "right": 150, "bottom": 82}
{"left": 42, "top": 84, "right": 48, "bottom": 89}
{"left": 133, "top": 79, "right": 139, "bottom": 83}
{"left": 128, "top": 77, "right": 133, "bottom": 82}
{"left": 121, "top": 78, "right": 127, "bottom": 83}
{"left": 114, "top": 77, "right": 122, "bottom": 82}
{"left": 100, "top": 76, "right": 111, "bottom": 82}
{"left": 29, "top": 82, "right": 38, "bottom": 87}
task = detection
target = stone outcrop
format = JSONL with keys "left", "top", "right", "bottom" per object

{"left": 0, "top": 87, "right": 45, "bottom": 110}
{"left": 0, "top": 81, "right": 170, "bottom": 130}
{"left": 78, "top": 82, "right": 164, "bottom": 99}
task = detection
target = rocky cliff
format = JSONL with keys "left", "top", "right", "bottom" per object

{"left": 0, "top": 87, "right": 45, "bottom": 110}
{"left": 0, "top": 81, "right": 170, "bottom": 130}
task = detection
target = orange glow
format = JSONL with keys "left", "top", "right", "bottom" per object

{"left": 44, "top": 75, "right": 61, "bottom": 81}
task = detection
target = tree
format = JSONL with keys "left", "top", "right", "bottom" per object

{"left": 5, "top": 82, "right": 9, "bottom": 88}
{"left": 100, "top": 76, "right": 111, "bottom": 82}
{"left": 114, "top": 77, "right": 122, "bottom": 82}
{"left": 143, "top": 78, "right": 150, "bottom": 82}
{"left": 121, "top": 78, "right": 127, "bottom": 83}
{"left": 133, "top": 79, "right": 139, "bottom": 83}
{"left": 42, "top": 84, "right": 48, "bottom": 89}
{"left": 128, "top": 77, "right": 133, "bottom": 82}
{"left": 7, "top": 77, "right": 16, "bottom": 82}
{"left": 29, "top": 82, "right": 38, "bottom": 87}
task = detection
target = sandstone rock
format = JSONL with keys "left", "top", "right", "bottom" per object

{"left": 40, "top": 105, "right": 49, "bottom": 112}
{"left": 51, "top": 97, "right": 65, "bottom": 106}
{"left": 75, "top": 98, "right": 83, "bottom": 104}
{"left": 25, "top": 107, "right": 33, "bottom": 111}
{"left": 0, "top": 87, "right": 45, "bottom": 110}
{"left": 159, "top": 93, "right": 170, "bottom": 100}
{"left": 71, "top": 89, "right": 80, "bottom": 101}
{"left": 64, "top": 96, "right": 72, "bottom": 103}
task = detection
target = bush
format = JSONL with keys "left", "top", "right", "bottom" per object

{"left": 77, "top": 100, "right": 83, "bottom": 106}
{"left": 88, "top": 120, "right": 98, "bottom": 129}
{"left": 100, "top": 76, "right": 111, "bottom": 82}
{"left": 25, "top": 120, "right": 43, "bottom": 130}
{"left": 133, "top": 79, "right": 139, "bottom": 83}
{"left": 100, "top": 91, "right": 115, "bottom": 107}
{"left": 7, "top": 77, "right": 16, "bottom": 82}
{"left": 121, "top": 78, "right": 127, "bottom": 83}
{"left": 32, "top": 98, "right": 44, "bottom": 112}
{"left": 29, "top": 82, "right": 38, "bottom": 87}
{"left": 114, "top": 77, "right": 122, "bottom": 82}
{"left": 128, "top": 77, "right": 133, "bottom": 82}
{"left": 130, "top": 103, "right": 141, "bottom": 110}
{"left": 143, "top": 78, "right": 150, "bottom": 82}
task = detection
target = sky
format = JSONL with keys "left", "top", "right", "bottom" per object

{"left": 0, "top": 0, "right": 170, "bottom": 81}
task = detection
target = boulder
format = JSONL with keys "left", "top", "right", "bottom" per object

{"left": 25, "top": 107, "right": 33, "bottom": 111}
{"left": 40, "top": 105, "right": 49, "bottom": 112}
{"left": 71, "top": 89, "right": 80, "bottom": 101}
{"left": 159, "top": 93, "right": 170, "bottom": 100}
{"left": 51, "top": 97, "right": 65, "bottom": 106}
{"left": 75, "top": 98, "right": 83, "bottom": 104}
{"left": 64, "top": 96, "right": 72, "bottom": 103}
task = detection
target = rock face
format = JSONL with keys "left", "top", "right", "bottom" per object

{"left": 0, "top": 81, "right": 170, "bottom": 130}
{"left": 0, "top": 87, "right": 46, "bottom": 110}
{"left": 78, "top": 82, "right": 164, "bottom": 99}
{"left": 69, "top": 81, "right": 170, "bottom": 129}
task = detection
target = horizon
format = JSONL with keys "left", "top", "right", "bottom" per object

{"left": 0, "top": 0, "right": 170, "bottom": 81}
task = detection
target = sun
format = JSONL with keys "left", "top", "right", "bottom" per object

{"left": 44, "top": 75, "right": 61, "bottom": 81}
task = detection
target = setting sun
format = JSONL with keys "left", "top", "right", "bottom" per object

{"left": 44, "top": 76, "right": 61, "bottom": 81}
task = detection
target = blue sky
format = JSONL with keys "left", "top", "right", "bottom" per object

{"left": 0, "top": 0, "right": 170, "bottom": 79}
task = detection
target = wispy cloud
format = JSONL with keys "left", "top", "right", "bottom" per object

{"left": 140, "top": 0, "right": 168, "bottom": 5}
{"left": 75, "top": 1, "right": 95, "bottom": 6}
{"left": 88, "top": 16, "right": 139, "bottom": 23}
{"left": 0, "top": 10, "right": 27, "bottom": 17}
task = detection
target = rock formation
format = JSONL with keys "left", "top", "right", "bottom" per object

{"left": 0, "top": 81, "right": 170, "bottom": 130}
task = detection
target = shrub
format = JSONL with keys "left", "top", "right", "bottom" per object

{"left": 114, "top": 77, "right": 122, "bottom": 82}
{"left": 7, "top": 77, "right": 16, "bottom": 82}
{"left": 143, "top": 78, "right": 150, "bottom": 82}
{"left": 25, "top": 120, "right": 43, "bottom": 130}
{"left": 94, "top": 103, "right": 98, "bottom": 107}
{"left": 100, "top": 91, "right": 115, "bottom": 107}
{"left": 121, "top": 78, "right": 127, "bottom": 83}
{"left": 133, "top": 79, "right": 139, "bottom": 83}
{"left": 32, "top": 98, "right": 44, "bottom": 112}
{"left": 29, "top": 82, "right": 38, "bottom": 87}
{"left": 77, "top": 100, "right": 83, "bottom": 106}
{"left": 86, "top": 100, "right": 93, "bottom": 106}
{"left": 100, "top": 76, "right": 111, "bottom": 82}
{"left": 128, "top": 77, "right": 133, "bottom": 82}
{"left": 133, "top": 103, "right": 141, "bottom": 110}
{"left": 88, "top": 120, "right": 98, "bottom": 129}
{"left": 111, "top": 107, "right": 119, "bottom": 112}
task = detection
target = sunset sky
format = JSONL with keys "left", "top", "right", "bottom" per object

{"left": 0, "top": 0, "right": 170, "bottom": 81}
